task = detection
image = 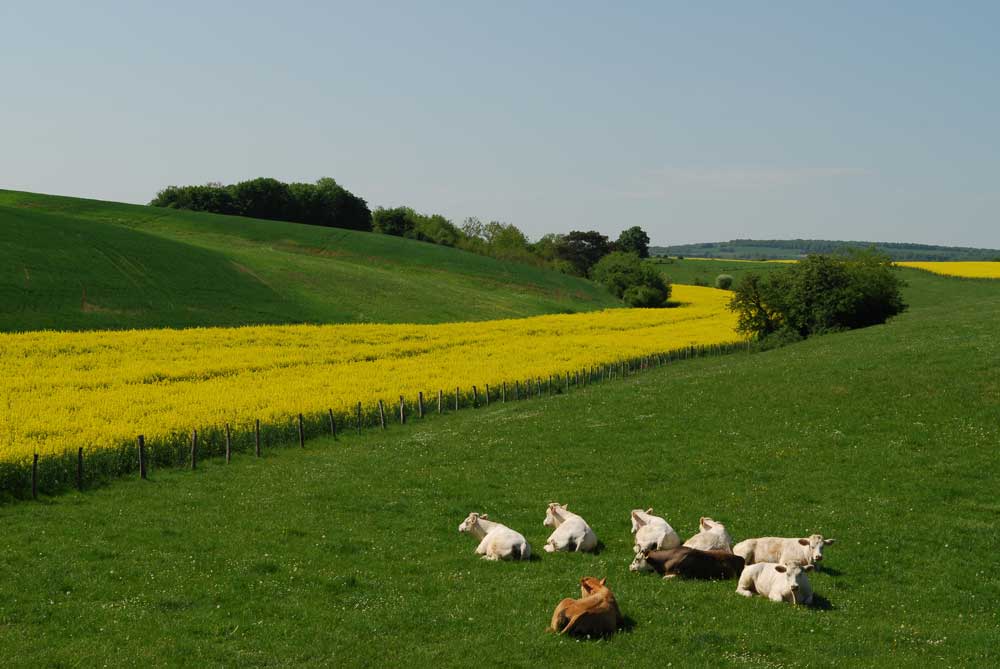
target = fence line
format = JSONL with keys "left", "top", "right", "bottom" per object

{"left": 2, "top": 340, "right": 749, "bottom": 501}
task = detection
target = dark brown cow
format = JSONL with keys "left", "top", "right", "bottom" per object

{"left": 629, "top": 546, "right": 745, "bottom": 580}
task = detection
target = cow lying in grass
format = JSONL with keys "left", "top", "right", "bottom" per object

{"left": 547, "top": 577, "right": 623, "bottom": 636}
{"left": 683, "top": 517, "right": 734, "bottom": 552}
{"left": 733, "top": 535, "right": 835, "bottom": 569}
{"left": 457, "top": 512, "right": 531, "bottom": 561}
{"left": 543, "top": 503, "right": 598, "bottom": 553}
{"left": 736, "top": 562, "right": 814, "bottom": 605}
{"left": 630, "top": 508, "right": 681, "bottom": 554}
{"left": 630, "top": 547, "right": 745, "bottom": 580}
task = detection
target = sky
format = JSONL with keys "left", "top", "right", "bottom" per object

{"left": 2, "top": 1, "right": 998, "bottom": 247}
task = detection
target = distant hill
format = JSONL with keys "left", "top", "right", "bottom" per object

{"left": 651, "top": 239, "right": 1000, "bottom": 261}
{"left": 0, "top": 190, "right": 619, "bottom": 332}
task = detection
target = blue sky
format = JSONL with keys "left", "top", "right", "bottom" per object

{"left": 2, "top": 1, "right": 997, "bottom": 247}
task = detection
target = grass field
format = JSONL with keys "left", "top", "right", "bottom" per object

{"left": 651, "top": 257, "right": 791, "bottom": 287}
{"left": 1, "top": 270, "right": 996, "bottom": 667}
{"left": 0, "top": 190, "right": 617, "bottom": 331}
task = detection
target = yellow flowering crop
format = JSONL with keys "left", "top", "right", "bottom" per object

{"left": 896, "top": 261, "right": 1000, "bottom": 279}
{"left": 0, "top": 285, "right": 741, "bottom": 463}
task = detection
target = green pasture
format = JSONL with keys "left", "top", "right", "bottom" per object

{"left": 0, "top": 190, "right": 617, "bottom": 331}
{"left": 0, "top": 270, "right": 996, "bottom": 667}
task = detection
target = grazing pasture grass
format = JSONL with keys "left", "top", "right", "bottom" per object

{"left": 0, "top": 273, "right": 997, "bottom": 667}
{"left": 651, "top": 257, "right": 792, "bottom": 287}
{"left": 0, "top": 189, "right": 617, "bottom": 331}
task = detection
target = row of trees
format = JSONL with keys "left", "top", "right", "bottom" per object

{"left": 151, "top": 178, "right": 371, "bottom": 231}
{"left": 151, "top": 177, "right": 667, "bottom": 306}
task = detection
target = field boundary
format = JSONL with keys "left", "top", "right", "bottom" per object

{"left": 0, "top": 341, "right": 750, "bottom": 503}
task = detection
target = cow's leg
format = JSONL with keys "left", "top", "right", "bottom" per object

{"left": 736, "top": 573, "right": 755, "bottom": 597}
{"left": 474, "top": 537, "right": 490, "bottom": 556}
{"left": 547, "top": 600, "right": 574, "bottom": 633}
{"left": 769, "top": 591, "right": 786, "bottom": 603}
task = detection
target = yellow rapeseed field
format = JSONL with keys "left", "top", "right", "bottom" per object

{"left": 0, "top": 285, "right": 741, "bottom": 463}
{"left": 896, "top": 261, "right": 1000, "bottom": 279}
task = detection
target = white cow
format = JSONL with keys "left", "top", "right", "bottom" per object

{"left": 736, "top": 562, "right": 814, "bottom": 605}
{"left": 458, "top": 512, "right": 531, "bottom": 561}
{"left": 683, "top": 517, "right": 734, "bottom": 552}
{"left": 543, "top": 503, "right": 598, "bottom": 553}
{"left": 733, "top": 535, "right": 835, "bottom": 568}
{"left": 630, "top": 508, "right": 682, "bottom": 554}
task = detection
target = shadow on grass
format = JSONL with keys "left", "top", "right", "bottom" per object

{"left": 818, "top": 565, "right": 845, "bottom": 577}
{"left": 808, "top": 594, "right": 835, "bottom": 611}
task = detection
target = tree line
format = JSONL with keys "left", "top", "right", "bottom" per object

{"left": 151, "top": 177, "right": 670, "bottom": 306}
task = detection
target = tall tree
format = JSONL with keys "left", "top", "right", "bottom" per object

{"left": 554, "top": 230, "right": 612, "bottom": 276}
{"left": 616, "top": 226, "right": 651, "bottom": 258}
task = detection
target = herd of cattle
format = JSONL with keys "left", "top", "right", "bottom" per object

{"left": 458, "top": 503, "right": 835, "bottom": 636}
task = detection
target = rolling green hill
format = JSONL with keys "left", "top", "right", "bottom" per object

{"left": 0, "top": 190, "right": 618, "bottom": 331}
{"left": 0, "top": 270, "right": 996, "bottom": 666}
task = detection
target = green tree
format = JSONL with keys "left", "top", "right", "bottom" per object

{"left": 728, "top": 251, "right": 906, "bottom": 341}
{"left": 591, "top": 252, "right": 671, "bottom": 307}
{"left": 616, "top": 226, "right": 651, "bottom": 258}
{"left": 555, "top": 230, "right": 612, "bottom": 276}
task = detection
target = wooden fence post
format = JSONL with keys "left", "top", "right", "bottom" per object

{"left": 454, "top": 387, "right": 460, "bottom": 411}
{"left": 502, "top": 381, "right": 507, "bottom": 403}
{"left": 356, "top": 402, "right": 362, "bottom": 434}
{"left": 418, "top": 392, "right": 425, "bottom": 418}
{"left": 438, "top": 390, "right": 443, "bottom": 414}
{"left": 32, "top": 453, "right": 38, "bottom": 500}
{"left": 77, "top": 447, "right": 84, "bottom": 491}
{"left": 378, "top": 400, "right": 386, "bottom": 429}
{"left": 138, "top": 435, "right": 147, "bottom": 479}
{"left": 565, "top": 372, "right": 570, "bottom": 392}
{"left": 399, "top": 396, "right": 406, "bottom": 424}
{"left": 225, "top": 423, "right": 232, "bottom": 463}
{"left": 191, "top": 429, "right": 198, "bottom": 470}
{"left": 485, "top": 384, "right": 490, "bottom": 407}
{"left": 329, "top": 408, "right": 336, "bottom": 438}
{"left": 255, "top": 419, "right": 262, "bottom": 457}
{"left": 472, "top": 385, "right": 478, "bottom": 408}
{"left": 298, "top": 413, "right": 305, "bottom": 447}
{"left": 514, "top": 380, "right": 520, "bottom": 400}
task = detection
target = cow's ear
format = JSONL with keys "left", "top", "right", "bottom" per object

{"left": 803, "top": 564, "right": 815, "bottom": 572}
{"left": 481, "top": 514, "right": 488, "bottom": 519}
{"left": 824, "top": 538, "right": 836, "bottom": 545}
{"left": 798, "top": 538, "right": 809, "bottom": 546}
{"left": 599, "top": 578, "right": 607, "bottom": 586}
{"left": 646, "top": 508, "right": 654, "bottom": 514}
{"left": 775, "top": 565, "right": 787, "bottom": 573}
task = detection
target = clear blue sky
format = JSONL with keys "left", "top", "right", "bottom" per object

{"left": 2, "top": 1, "right": 998, "bottom": 247}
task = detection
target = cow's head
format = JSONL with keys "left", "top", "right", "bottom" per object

{"left": 630, "top": 509, "right": 648, "bottom": 533}
{"left": 543, "top": 502, "right": 567, "bottom": 528}
{"left": 700, "top": 517, "right": 734, "bottom": 547}
{"left": 629, "top": 549, "right": 655, "bottom": 573}
{"left": 580, "top": 576, "right": 607, "bottom": 594}
{"left": 798, "top": 534, "right": 836, "bottom": 563}
{"left": 457, "top": 512, "right": 483, "bottom": 534}
{"left": 772, "top": 563, "right": 814, "bottom": 603}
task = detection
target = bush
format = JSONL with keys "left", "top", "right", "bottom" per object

{"left": 715, "top": 274, "right": 734, "bottom": 290}
{"left": 728, "top": 250, "right": 907, "bottom": 341}
{"left": 591, "top": 252, "right": 671, "bottom": 307}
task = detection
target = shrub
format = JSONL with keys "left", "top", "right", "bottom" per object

{"left": 715, "top": 274, "right": 734, "bottom": 290}
{"left": 591, "top": 252, "right": 671, "bottom": 307}
{"left": 728, "top": 250, "right": 907, "bottom": 341}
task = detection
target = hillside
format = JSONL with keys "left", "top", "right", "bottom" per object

{"left": 0, "top": 190, "right": 618, "bottom": 331}
{"left": 0, "top": 269, "right": 996, "bottom": 666}
{"left": 651, "top": 238, "right": 1000, "bottom": 261}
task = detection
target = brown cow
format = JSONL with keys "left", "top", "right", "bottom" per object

{"left": 629, "top": 546, "right": 745, "bottom": 580}
{"left": 547, "top": 577, "right": 623, "bottom": 636}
